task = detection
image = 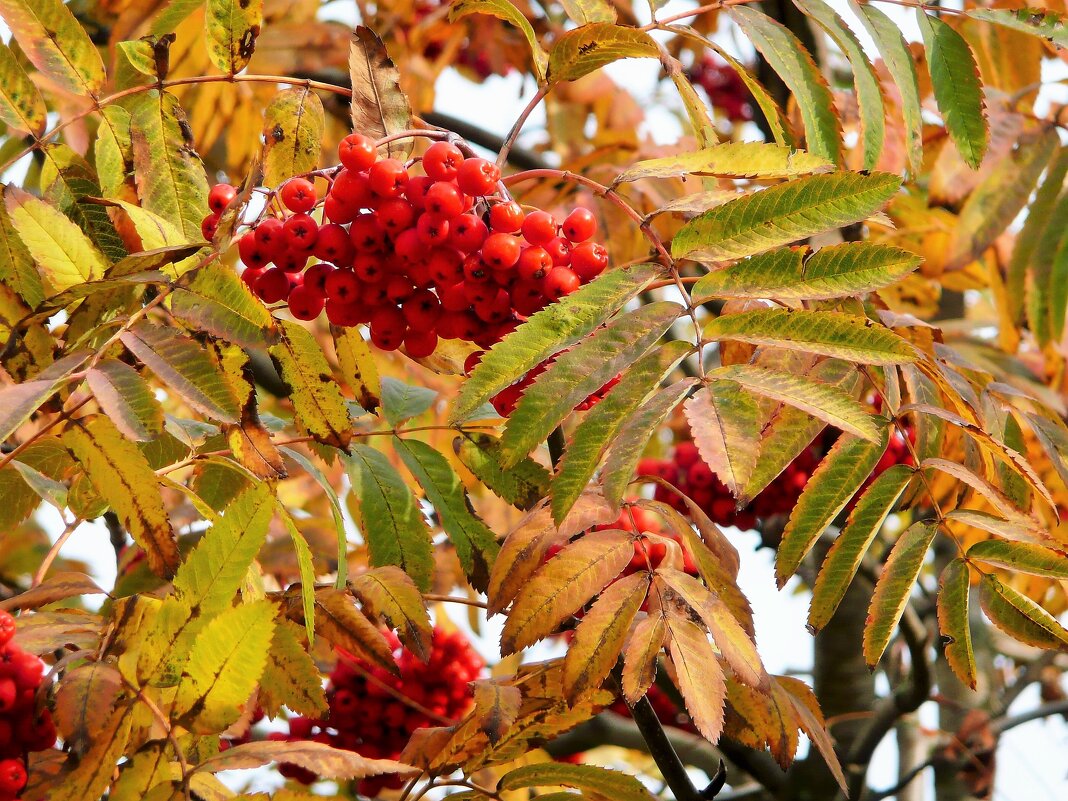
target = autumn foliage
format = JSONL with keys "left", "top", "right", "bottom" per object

{"left": 1, "top": 0, "right": 1068, "bottom": 800}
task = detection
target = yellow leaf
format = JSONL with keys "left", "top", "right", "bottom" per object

{"left": 665, "top": 613, "right": 726, "bottom": 743}
{"left": 621, "top": 612, "right": 666, "bottom": 703}
{"left": 501, "top": 528, "right": 634, "bottom": 654}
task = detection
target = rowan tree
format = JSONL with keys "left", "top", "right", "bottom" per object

{"left": 0, "top": 1, "right": 1066, "bottom": 800}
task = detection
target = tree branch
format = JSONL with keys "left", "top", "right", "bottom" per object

{"left": 844, "top": 605, "right": 932, "bottom": 799}
{"left": 992, "top": 698, "right": 1068, "bottom": 735}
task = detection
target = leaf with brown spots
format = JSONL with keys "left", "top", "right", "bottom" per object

{"left": 471, "top": 681, "right": 522, "bottom": 745}
{"left": 261, "top": 87, "right": 325, "bottom": 188}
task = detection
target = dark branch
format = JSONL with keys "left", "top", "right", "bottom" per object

{"left": 845, "top": 605, "right": 932, "bottom": 799}
{"left": 992, "top": 698, "right": 1068, "bottom": 735}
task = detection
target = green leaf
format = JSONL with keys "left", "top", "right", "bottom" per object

{"left": 0, "top": 196, "right": 42, "bottom": 308}
{"left": 1011, "top": 148, "right": 1068, "bottom": 325}
{"left": 685, "top": 379, "right": 760, "bottom": 498}
{"left": 174, "top": 600, "right": 277, "bottom": 733}
{"left": 671, "top": 71, "right": 718, "bottom": 148}
{"left": 705, "top": 309, "right": 916, "bottom": 365}
{"left": 393, "top": 437, "right": 499, "bottom": 591}
{"left": 452, "top": 263, "right": 662, "bottom": 422}
{"left": 454, "top": 432, "right": 550, "bottom": 511}
{"left": 262, "top": 87, "right": 326, "bottom": 188}
{"left": 740, "top": 360, "right": 859, "bottom": 503}
{"left": 500, "top": 302, "right": 680, "bottom": 467}
{"left": 345, "top": 444, "right": 434, "bottom": 591}
{"left": 675, "top": 28, "right": 793, "bottom": 147}
{"left": 64, "top": 417, "right": 179, "bottom": 578}
{"left": 349, "top": 27, "right": 413, "bottom": 161}
{"left": 600, "top": 378, "right": 698, "bottom": 508}
{"left": 614, "top": 143, "right": 832, "bottom": 184}
{"left": 39, "top": 144, "right": 127, "bottom": 262}
{"left": 728, "top": 6, "right": 842, "bottom": 164}
{"left": 349, "top": 566, "right": 433, "bottom": 660}
{"left": 546, "top": 23, "right": 660, "bottom": 83}
{"left": 0, "top": 42, "right": 45, "bottom": 136}
{"left": 381, "top": 378, "right": 437, "bottom": 426}
{"left": 269, "top": 320, "right": 353, "bottom": 449}
{"left": 0, "top": 0, "right": 106, "bottom": 95}
{"left": 449, "top": 0, "right": 547, "bottom": 83}
{"left": 951, "top": 128, "right": 1056, "bottom": 272}
{"left": 259, "top": 620, "right": 327, "bottom": 719}
{"left": 95, "top": 106, "right": 132, "bottom": 199}
{"left": 712, "top": 364, "right": 882, "bottom": 442}
{"left": 498, "top": 763, "right": 655, "bottom": 801}
{"left": 169, "top": 262, "right": 273, "bottom": 348}
{"left": 121, "top": 322, "right": 241, "bottom": 423}
{"left": 967, "top": 539, "right": 1068, "bottom": 579}
{"left": 809, "top": 465, "right": 913, "bottom": 632}
{"left": 206, "top": 0, "right": 263, "bottom": 74}
{"left": 173, "top": 483, "right": 275, "bottom": 619}
{"left": 917, "top": 10, "right": 988, "bottom": 169}
{"left": 863, "top": 520, "right": 937, "bottom": 668}
{"left": 277, "top": 504, "right": 317, "bottom": 642}
{"left": 792, "top": 0, "right": 884, "bottom": 170}
{"left": 552, "top": 341, "right": 690, "bottom": 523}
{"left": 4, "top": 185, "right": 109, "bottom": 295}
{"left": 937, "top": 558, "right": 976, "bottom": 690}
{"left": 979, "top": 573, "right": 1068, "bottom": 650}
{"left": 966, "top": 8, "right": 1068, "bottom": 49}
{"left": 130, "top": 90, "right": 210, "bottom": 242}
{"left": 693, "top": 243, "right": 921, "bottom": 302}
{"left": 86, "top": 359, "right": 164, "bottom": 441}
{"left": 776, "top": 429, "right": 888, "bottom": 586}
{"left": 849, "top": 1, "right": 922, "bottom": 173}
{"left": 672, "top": 172, "right": 901, "bottom": 261}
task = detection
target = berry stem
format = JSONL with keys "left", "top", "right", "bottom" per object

{"left": 496, "top": 84, "right": 550, "bottom": 169}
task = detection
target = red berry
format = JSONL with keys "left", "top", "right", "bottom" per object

{"left": 350, "top": 213, "right": 387, "bottom": 253}
{"left": 377, "top": 198, "right": 416, "bottom": 234}
{"left": 449, "top": 213, "right": 488, "bottom": 252}
{"left": 241, "top": 265, "right": 266, "bottom": 289}
{"left": 456, "top": 157, "right": 500, "bottom": 196}
{"left": 386, "top": 275, "right": 415, "bottom": 303}
{"left": 288, "top": 284, "right": 325, "bottom": 321}
{"left": 425, "top": 181, "right": 465, "bottom": 219}
{"left": 339, "top": 133, "right": 378, "bottom": 171}
{"left": 0, "top": 680, "right": 14, "bottom": 713}
{"left": 325, "top": 269, "right": 361, "bottom": 303}
{"left": 571, "top": 242, "right": 609, "bottom": 281}
{"left": 562, "top": 208, "right": 597, "bottom": 242}
{"left": 200, "top": 213, "right": 219, "bottom": 241}
{"left": 368, "top": 158, "right": 410, "bottom": 197}
{"left": 426, "top": 247, "right": 464, "bottom": 285}
{"left": 404, "top": 175, "right": 434, "bottom": 210}
{"left": 394, "top": 228, "right": 423, "bottom": 264}
{"left": 254, "top": 216, "right": 286, "bottom": 256}
{"left": 208, "top": 183, "right": 237, "bottom": 213}
{"left": 0, "top": 614, "right": 13, "bottom": 647}
{"left": 313, "top": 223, "right": 356, "bottom": 265}
{"left": 403, "top": 289, "right": 442, "bottom": 328}
{"left": 489, "top": 201, "right": 524, "bottom": 233}
{"left": 545, "top": 236, "right": 572, "bottom": 265}
{"left": 521, "top": 210, "right": 558, "bottom": 245}
{"left": 354, "top": 252, "right": 385, "bottom": 283}
{"left": 256, "top": 268, "right": 292, "bottom": 304}
{"left": 369, "top": 306, "right": 407, "bottom": 350}
{"left": 404, "top": 329, "right": 438, "bottom": 358}
{"left": 330, "top": 168, "right": 373, "bottom": 209}
{"left": 416, "top": 214, "right": 450, "bottom": 245}
{"left": 517, "top": 246, "right": 552, "bottom": 281}
{"left": 280, "top": 177, "right": 318, "bottom": 213}
{"left": 543, "top": 267, "right": 580, "bottom": 300}
{"left": 440, "top": 282, "right": 471, "bottom": 312}
{"left": 326, "top": 298, "right": 364, "bottom": 326}
{"left": 481, "top": 233, "right": 521, "bottom": 270}
{"left": 0, "top": 759, "right": 26, "bottom": 795}
{"left": 423, "top": 141, "right": 465, "bottom": 181}
{"left": 303, "top": 262, "right": 334, "bottom": 293}
{"left": 284, "top": 214, "right": 319, "bottom": 250}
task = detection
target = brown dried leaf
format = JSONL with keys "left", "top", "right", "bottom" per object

{"left": 349, "top": 27, "right": 413, "bottom": 159}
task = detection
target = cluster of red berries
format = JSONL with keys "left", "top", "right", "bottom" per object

{"left": 0, "top": 612, "right": 56, "bottom": 800}
{"left": 593, "top": 506, "right": 700, "bottom": 576}
{"left": 202, "top": 133, "right": 610, "bottom": 360}
{"left": 275, "top": 628, "right": 483, "bottom": 794}
{"left": 638, "top": 441, "right": 821, "bottom": 531}
{"left": 687, "top": 54, "right": 754, "bottom": 123}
